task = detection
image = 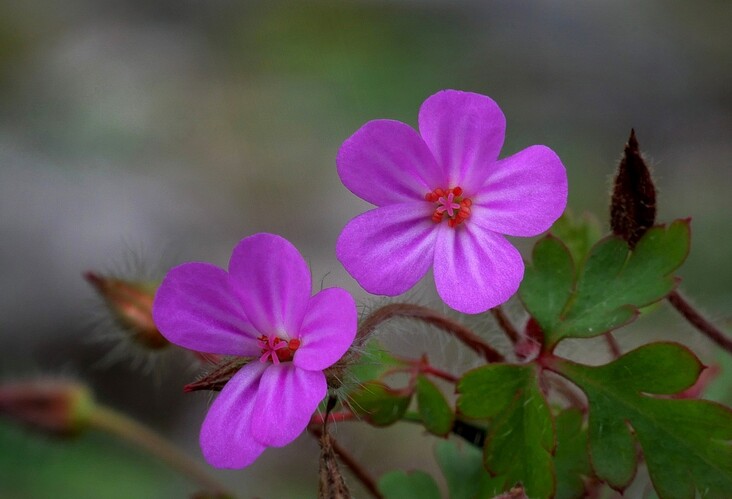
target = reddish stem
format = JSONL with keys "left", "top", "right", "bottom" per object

{"left": 359, "top": 303, "right": 504, "bottom": 362}
{"left": 310, "top": 411, "right": 357, "bottom": 425}
{"left": 418, "top": 363, "right": 459, "bottom": 383}
{"left": 668, "top": 290, "right": 732, "bottom": 354}
{"left": 308, "top": 426, "right": 383, "bottom": 499}
{"left": 604, "top": 332, "right": 622, "bottom": 358}
{"left": 490, "top": 306, "right": 520, "bottom": 344}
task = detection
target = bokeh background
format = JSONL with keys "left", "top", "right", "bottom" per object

{"left": 1, "top": 1, "right": 731, "bottom": 497}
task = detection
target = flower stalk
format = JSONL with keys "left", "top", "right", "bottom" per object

{"left": 88, "top": 404, "right": 231, "bottom": 496}
{"left": 309, "top": 425, "right": 382, "bottom": 499}
{"left": 668, "top": 290, "right": 732, "bottom": 354}
{"left": 358, "top": 303, "right": 504, "bottom": 362}
{"left": 490, "top": 305, "right": 520, "bottom": 344}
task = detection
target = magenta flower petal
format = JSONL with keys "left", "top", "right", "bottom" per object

{"left": 472, "top": 145, "right": 568, "bottom": 237}
{"left": 294, "top": 288, "right": 357, "bottom": 371}
{"left": 199, "top": 362, "right": 268, "bottom": 468}
{"left": 337, "top": 119, "right": 443, "bottom": 206}
{"left": 250, "top": 364, "right": 327, "bottom": 447}
{"left": 433, "top": 226, "right": 524, "bottom": 314}
{"left": 229, "top": 234, "right": 311, "bottom": 338}
{"left": 418, "top": 90, "right": 506, "bottom": 191}
{"left": 336, "top": 203, "right": 438, "bottom": 295}
{"left": 153, "top": 262, "right": 260, "bottom": 355}
{"left": 155, "top": 233, "right": 357, "bottom": 469}
{"left": 337, "top": 90, "right": 567, "bottom": 313}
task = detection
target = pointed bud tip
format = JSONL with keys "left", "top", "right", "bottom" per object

{"left": 83, "top": 271, "right": 104, "bottom": 287}
{"left": 610, "top": 129, "right": 657, "bottom": 248}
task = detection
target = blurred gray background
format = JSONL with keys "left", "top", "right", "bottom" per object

{"left": 1, "top": 1, "right": 730, "bottom": 497}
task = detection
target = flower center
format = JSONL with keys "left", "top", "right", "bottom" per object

{"left": 257, "top": 334, "right": 301, "bottom": 365}
{"left": 425, "top": 186, "right": 472, "bottom": 228}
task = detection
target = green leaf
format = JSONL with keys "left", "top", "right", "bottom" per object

{"left": 553, "top": 342, "right": 732, "bottom": 498}
{"left": 521, "top": 220, "right": 690, "bottom": 347}
{"left": 550, "top": 210, "right": 602, "bottom": 266}
{"left": 346, "top": 381, "right": 410, "bottom": 426}
{"left": 457, "top": 364, "right": 555, "bottom": 498}
{"left": 434, "top": 439, "right": 502, "bottom": 499}
{"left": 554, "top": 408, "right": 591, "bottom": 499}
{"left": 519, "top": 236, "right": 575, "bottom": 341}
{"left": 345, "top": 340, "right": 406, "bottom": 383}
{"left": 416, "top": 375, "right": 454, "bottom": 436}
{"left": 378, "top": 470, "right": 441, "bottom": 499}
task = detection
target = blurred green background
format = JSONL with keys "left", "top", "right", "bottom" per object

{"left": 1, "top": 1, "right": 730, "bottom": 497}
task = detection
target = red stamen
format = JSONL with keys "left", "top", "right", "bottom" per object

{"left": 425, "top": 185, "right": 472, "bottom": 229}
{"left": 259, "top": 334, "right": 300, "bottom": 364}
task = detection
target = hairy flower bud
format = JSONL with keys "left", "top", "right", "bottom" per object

{"left": 0, "top": 380, "right": 94, "bottom": 436}
{"left": 610, "top": 129, "right": 657, "bottom": 248}
{"left": 85, "top": 272, "right": 168, "bottom": 350}
{"left": 183, "top": 357, "right": 248, "bottom": 393}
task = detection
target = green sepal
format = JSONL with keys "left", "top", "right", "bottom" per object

{"left": 553, "top": 342, "right": 732, "bottom": 498}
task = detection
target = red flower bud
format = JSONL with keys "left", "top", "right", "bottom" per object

{"left": 84, "top": 272, "right": 169, "bottom": 350}
{"left": 0, "top": 380, "right": 94, "bottom": 436}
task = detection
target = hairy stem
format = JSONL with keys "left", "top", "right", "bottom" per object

{"left": 310, "top": 411, "right": 357, "bottom": 425}
{"left": 308, "top": 426, "right": 383, "bottom": 499}
{"left": 668, "top": 290, "right": 732, "bottom": 354}
{"left": 490, "top": 306, "right": 519, "bottom": 344}
{"left": 88, "top": 405, "right": 230, "bottom": 496}
{"left": 359, "top": 303, "right": 504, "bottom": 362}
{"left": 418, "top": 363, "right": 459, "bottom": 383}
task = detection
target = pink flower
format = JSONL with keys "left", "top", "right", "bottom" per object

{"left": 153, "top": 234, "right": 357, "bottom": 468}
{"left": 336, "top": 90, "right": 567, "bottom": 314}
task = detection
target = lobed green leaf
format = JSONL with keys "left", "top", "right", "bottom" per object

{"left": 550, "top": 210, "right": 602, "bottom": 266}
{"left": 553, "top": 342, "right": 732, "bottom": 498}
{"left": 521, "top": 220, "right": 690, "bottom": 348}
{"left": 554, "top": 408, "right": 591, "bottom": 499}
{"left": 457, "top": 364, "right": 555, "bottom": 498}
